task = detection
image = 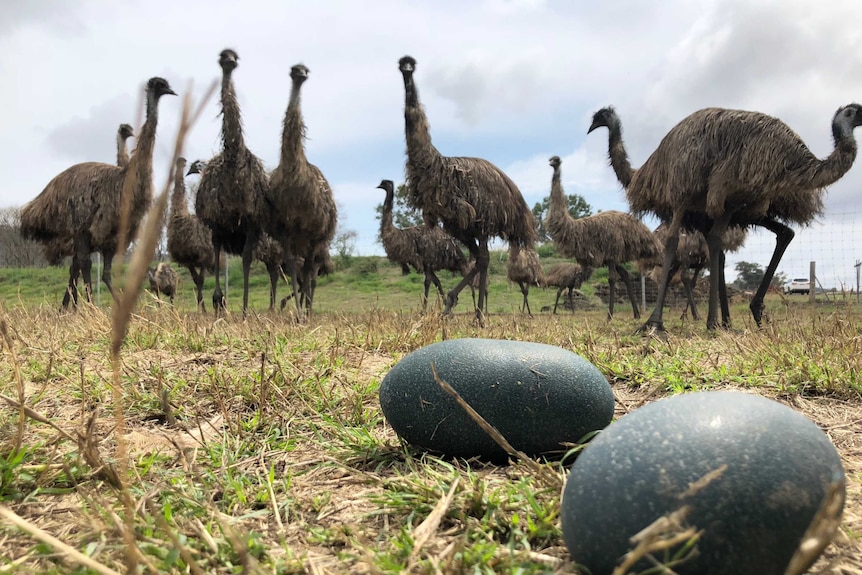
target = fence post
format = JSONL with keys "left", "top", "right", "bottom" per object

{"left": 641, "top": 274, "right": 646, "bottom": 311}
{"left": 856, "top": 260, "right": 861, "bottom": 304}
{"left": 809, "top": 261, "right": 816, "bottom": 305}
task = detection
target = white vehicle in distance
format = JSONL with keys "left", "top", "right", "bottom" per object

{"left": 784, "top": 278, "right": 811, "bottom": 295}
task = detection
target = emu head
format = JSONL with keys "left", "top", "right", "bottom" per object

{"left": 549, "top": 156, "right": 562, "bottom": 169}
{"left": 587, "top": 106, "right": 619, "bottom": 134}
{"left": 376, "top": 179, "right": 394, "bottom": 193}
{"left": 146, "top": 77, "right": 176, "bottom": 99}
{"left": 399, "top": 56, "right": 416, "bottom": 77}
{"left": 219, "top": 49, "right": 239, "bottom": 73}
{"left": 187, "top": 159, "right": 207, "bottom": 176}
{"left": 290, "top": 64, "right": 309, "bottom": 85}
{"left": 118, "top": 124, "right": 134, "bottom": 140}
{"left": 176, "top": 157, "right": 187, "bottom": 170}
{"left": 833, "top": 103, "right": 862, "bottom": 139}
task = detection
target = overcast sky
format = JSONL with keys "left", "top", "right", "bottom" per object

{"left": 3, "top": 0, "right": 862, "bottom": 288}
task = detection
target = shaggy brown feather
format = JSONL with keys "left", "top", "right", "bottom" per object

{"left": 267, "top": 64, "right": 337, "bottom": 318}
{"left": 545, "top": 156, "right": 660, "bottom": 319}
{"left": 377, "top": 179, "right": 467, "bottom": 311}
{"left": 20, "top": 77, "right": 175, "bottom": 309}
{"left": 399, "top": 55, "right": 536, "bottom": 323}
{"left": 195, "top": 49, "right": 268, "bottom": 314}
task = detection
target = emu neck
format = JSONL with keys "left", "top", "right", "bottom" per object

{"left": 220, "top": 70, "right": 245, "bottom": 159}
{"left": 607, "top": 123, "right": 634, "bottom": 189}
{"left": 549, "top": 167, "right": 569, "bottom": 218}
{"left": 131, "top": 87, "right": 160, "bottom": 187}
{"left": 380, "top": 191, "right": 396, "bottom": 237}
{"left": 171, "top": 169, "right": 188, "bottom": 217}
{"left": 280, "top": 82, "right": 307, "bottom": 168}
{"left": 812, "top": 125, "right": 861, "bottom": 188}
{"left": 117, "top": 133, "right": 130, "bottom": 168}
{"left": 403, "top": 76, "right": 440, "bottom": 171}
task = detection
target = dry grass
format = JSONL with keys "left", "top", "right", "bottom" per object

{"left": 0, "top": 299, "right": 861, "bottom": 573}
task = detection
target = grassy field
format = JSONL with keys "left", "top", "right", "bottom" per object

{"left": 0, "top": 255, "right": 860, "bottom": 574}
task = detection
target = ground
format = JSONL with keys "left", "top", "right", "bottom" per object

{"left": 0, "top": 292, "right": 860, "bottom": 574}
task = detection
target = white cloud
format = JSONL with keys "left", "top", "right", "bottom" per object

{"left": 2, "top": 0, "right": 862, "bottom": 291}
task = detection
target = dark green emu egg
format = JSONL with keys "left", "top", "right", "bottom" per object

{"left": 561, "top": 391, "right": 845, "bottom": 575}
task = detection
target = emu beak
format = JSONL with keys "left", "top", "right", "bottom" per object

{"left": 165, "top": 87, "right": 177, "bottom": 96}
{"left": 587, "top": 121, "right": 600, "bottom": 134}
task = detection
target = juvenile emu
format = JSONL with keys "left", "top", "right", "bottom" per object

{"left": 542, "top": 262, "right": 594, "bottom": 314}
{"left": 147, "top": 262, "right": 178, "bottom": 304}
{"left": 377, "top": 179, "right": 467, "bottom": 311}
{"left": 506, "top": 244, "right": 543, "bottom": 316}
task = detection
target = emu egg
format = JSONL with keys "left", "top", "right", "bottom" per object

{"left": 379, "top": 338, "right": 614, "bottom": 461}
{"left": 561, "top": 391, "right": 845, "bottom": 575}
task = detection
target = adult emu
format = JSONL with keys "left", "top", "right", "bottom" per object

{"left": 377, "top": 179, "right": 467, "bottom": 311}
{"left": 21, "top": 77, "right": 175, "bottom": 309}
{"left": 588, "top": 104, "right": 862, "bottom": 332}
{"left": 266, "top": 63, "right": 337, "bottom": 319}
{"left": 398, "top": 55, "right": 536, "bottom": 325}
{"left": 195, "top": 49, "right": 268, "bottom": 315}
{"left": 545, "top": 156, "right": 660, "bottom": 320}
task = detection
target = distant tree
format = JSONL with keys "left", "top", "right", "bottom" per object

{"left": 532, "top": 194, "right": 592, "bottom": 243}
{"left": 374, "top": 183, "right": 424, "bottom": 233}
{"left": 0, "top": 206, "right": 48, "bottom": 267}
{"left": 734, "top": 261, "right": 763, "bottom": 291}
{"left": 332, "top": 227, "right": 358, "bottom": 268}
{"left": 733, "top": 261, "right": 787, "bottom": 291}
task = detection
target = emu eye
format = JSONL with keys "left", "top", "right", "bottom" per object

{"left": 846, "top": 108, "right": 855, "bottom": 117}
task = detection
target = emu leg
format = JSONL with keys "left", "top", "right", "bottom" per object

{"left": 189, "top": 266, "right": 206, "bottom": 312}
{"left": 301, "top": 257, "right": 317, "bottom": 316}
{"left": 607, "top": 267, "right": 616, "bottom": 321}
{"left": 553, "top": 287, "right": 563, "bottom": 314}
{"left": 444, "top": 245, "right": 480, "bottom": 317}
{"left": 616, "top": 264, "right": 639, "bottom": 319}
{"left": 640, "top": 219, "right": 682, "bottom": 334}
{"left": 705, "top": 215, "right": 733, "bottom": 331}
{"left": 74, "top": 238, "right": 94, "bottom": 305}
{"left": 212, "top": 238, "right": 226, "bottom": 313}
{"left": 62, "top": 255, "right": 81, "bottom": 310}
{"left": 718, "top": 251, "right": 732, "bottom": 328}
{"left": 241, "top": 233, "right": 257, "bottom": 318}
{"left": 474, "top": 243, "right": 490, "bottom": 326}
{"left": 684, "top": 265, "right": 703, "bottom": 321}
{"left": 267, "top": 263, "right": 279, "bottom": 312}
{"left": 100, "top": 250, "right": 118, "bottom": 304}
{"left": 750, "top": 218, "right": 795, "bottom": 327}
{"left": 422, "top": 273, "right": 432, "bottom": 312}
{"left": 519, "top": 282, "right": 532, "bottom": 316}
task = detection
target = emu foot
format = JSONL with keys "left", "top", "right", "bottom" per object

{"left": 634, "top": 320, "right": 666, "bottom": 338}
{"left": 442, "top": 293, "right": 458, "bottom": 315}
{"left": 749, "top": 300, "right": 766, "bottom": 328}
{"left": 474, "top": 308, "right": 486, "bottom": 328}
